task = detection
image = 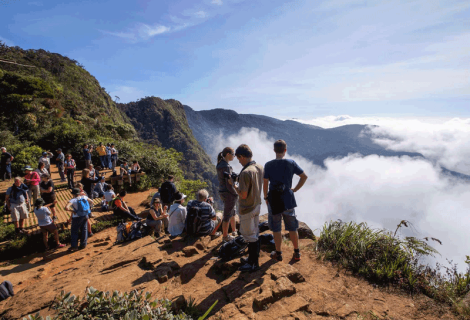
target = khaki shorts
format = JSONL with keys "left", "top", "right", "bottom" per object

{"left": 10, "top": 202, "right": 29, "bottom": 222}
{"left": 239, "top": 204, "right": 260, "bottom": 243}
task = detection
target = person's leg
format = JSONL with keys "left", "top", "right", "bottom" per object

{"left": 79, "top": 216, "right": 88, "bottom": 248}
{"left": 53, "top": 229, "right": 61, "bottom": 245}
{"left": 70, "top": 217, "right": 80, "bottom": 248}
{"left": 42, "top": 230, "right": 49, "bottom": 249}
{"left": 268, "top": 203, "right": 283, "bottom": 255}
{"left": 0, "top": 282, "right": 10, "bottom": 301}
{"left": 210, "top": 214, "right": 223, "bottom": 235}
{"left": 282, "top": 209, "right": 300, "bottom": 259}
{"left": 51, "top": 206, "right": 57, "bottom": 219}
{"left": 0, "top": 166, "right": 5, "bottom": 181}
{"left": 87, "top": 219, "right": 93, "bottom": 236}
{"left": 128, "top": 207, "right": 140, "bottom": 220}
{"left": 33, "top": 185, "right": 39, "bottom": 205}
{"left": 27, "top": 189, "right": 33, "bottom": 209}
{"left": 221, "top": 194, "right": 231, "bottom": 239}
{"left": 5, "top": 164, "right": 11, "bottom": 180}
{"left": 239, "top": 207, "right": 260, "bottom": 271}
{"left": 230, "top": 216, "right": 237, "bottom": 234}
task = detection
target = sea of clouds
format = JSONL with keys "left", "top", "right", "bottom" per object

{"left": 213, "top": 116, "right": 470, "bottom": 271}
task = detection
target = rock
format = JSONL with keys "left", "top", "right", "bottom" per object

{"left": 254, "top": 283, "right": 275, "bottom": 309}
{"left": 171, "top": 295, "right": 186, "bottom": 312}
{"left": 182, "top": 246, "right": 199, "bottom": 257}
{"left": 201, "top": 236, "right": 212, "bottom": 248}
{"left": 269, "top": 264, "right": 305, "bottom": 284}
{"left": 272, "top": 277, "right": 296, "bottom": 299}
{"left": 335, "top": 303, "right": 357, "bottom": 318}
{"left": 195, "top": 240, "right": 205, "bottom": 251}
{"left": 283, "top": 295, "right": 309, "bottom": 313}
{"left": 154, "top": 261, "right": 180, "bottom": 283}
{"left": 297, "top": 223, "right": 315, "bottom": 240}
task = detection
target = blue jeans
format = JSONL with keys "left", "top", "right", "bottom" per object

{"left": 99, "top": 156, "right": 107, "bottom": 168}
{"left": 106, "top": 155, "right": 112, "bottom": 169}
{"left": 267, "top": 204, "right": 298, "bottom": 232}
{"left": 71, "top": 216, "right": 88, "bottom": 248}
{"left": 1, "top": 164, "right": 11, "bottom": 180}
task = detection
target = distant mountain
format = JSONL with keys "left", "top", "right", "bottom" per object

{"left": 184, "top": 107, "right": 422, "bottom": 166}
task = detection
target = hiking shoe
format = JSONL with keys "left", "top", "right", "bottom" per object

{"left": 223, "top": 235, "right": 235, "bottom": 243}
{"left": 57, "top": 244, "right": 66, "bottom": 248}
{"left": 231, "top": 231, "right": 238, "bottom": 237}
{"left": 88, "top": 233, "right": 94, "bottom": 237}
{"left": 240, "top": 257, "right": 249, "bottom": 265}
{"left": 89, "top": 213, "right": 95, "bottom": 218}
{"left": 270, "top": 251, "right": 283, "bottom": 262}
{"left": 211, "top": 232, "right": 222, "bottom": 240}
{"left": 78, "top": 245, "right": 86, "bottom": 250}
{"left": 239, "top": 262, "right": 260, "bottom": 272}
{"left": 68, "top": 247, "right": 78, "bottom": 252}
{"left": 293, "top": 251, "right": 301, "bottom": 261}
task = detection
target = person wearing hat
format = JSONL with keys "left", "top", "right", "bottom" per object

{"left": 56, "top": 148, "right": 66, "bottom": 182}
{"left": 64, "top": 154, "right": 76, "bottom": 189}
{"left": 1, "top": 147, "right": 14, "bottom": 181}
{"left": 167, "top": 192, "right": 187, "bottom": 237}
{"left": 65, "top": 188, "right": 93, "bottom": 251}
{"left": 38, "top": 151, "right": 53, "bottom": 175}
{"left": 5, "top": 177, "right": 29, "bottom": 234}
{"left": 33, "top": 198, "right": 65, "bottom": 250}
{"left": 24, "top": 166, "right": 41, "bottom": 210}
{"left": 228, "top": 144, "right": 264, "bottom": 272}
{"left": 146, "top": 197, "right": 170, "bottom": 237}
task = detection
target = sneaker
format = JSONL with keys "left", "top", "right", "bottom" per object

{"left": 57, "top": 244, "right": 66, "bottom": 248}
{"left": 211, "top": 231, "right": 222, "bottom": 240}
{"left": 231, "top": 231, "right": 238, "bottom": 237}
{"left": 89, "top": 213, "right": 95, "bottom": 218}
{"left": 239, "top": 262, "right": 260, "bottom": 272}
{"left": 293, "top": 251, "right": 301, "bottom": 261}
{"left": 78, "top": 245, "right": 86, "bottom": 250}
{"left": 88, "top": 233, "right": 94, "bottom": 237}
{"left": 270, "top": 251, "right": 283, "bottom": 262}
{"left": 223, "top": 235, "right": 235, "bottom": 243}
{"left": 68, "top": 247, "right": 78, "bottom": 252}
{"left": 239, "top": 257, "right": 249, "bottom": 265}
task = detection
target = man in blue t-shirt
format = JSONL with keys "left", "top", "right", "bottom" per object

{"left": 83, "top": 144, "right": 93, "bottom": 168}
{"left": 263, "top": 139, "right": 308, "bottom": 262}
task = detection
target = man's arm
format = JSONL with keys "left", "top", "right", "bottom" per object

{"left": 65, "top": 201, "right": 73, "bottom": 212}
{"left": 263, "top": 178, "right": 269, "bottom": 203}
{"left": 292, "top": 172, "right": 308, "bottom": 192}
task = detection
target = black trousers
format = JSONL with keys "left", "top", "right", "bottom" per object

{"left": 66, "top": 169, "right": 75, "bottom": 189}
{"left": 113, "top": 207, "right": 140, "bottom": 221}
{"left": 0, "top": 281, "right": 14, "bottom": 301}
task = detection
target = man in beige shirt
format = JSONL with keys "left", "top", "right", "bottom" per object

{"left": 229, "top": 144, "right": 264, "bottom": 272}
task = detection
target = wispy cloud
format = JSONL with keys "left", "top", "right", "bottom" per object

{"left": 194, "top": 10, "right": 207, "bottom": 18}
{"left": 103, "top": 23, "right": 171, "bottom": 42}
{"left": 211, "top": 0, "right": 223, "bottom": 5}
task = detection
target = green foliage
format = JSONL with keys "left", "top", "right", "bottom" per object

{"left": 0, "top": 210, "right": 16, "bottom": 242}
{"left": 0, "top": 131, "right": 43, "bottom": 176}
{"left": 178, "top": 179, "right": 208, "bottom": 202}
{"left": 316, "top": 220, "right": 470, "bottom": 316}
{"left": 24, "top": 288, "right": 193, "bottom": 320}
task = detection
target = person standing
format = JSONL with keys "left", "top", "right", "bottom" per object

{"left": 216, "top": 147, "right": 238, "bottom": 242}
{"left": 160, "top": 175, "right": 177, "bottom": 209}
{"left": 33, "top": 198, "right": 65, "bottom": 250}
{"left": 81, "top": 169, "right": 101, "bottom": 200}
{"left": 38, "top": 151, "right": 53, "bottom": 175}
{"left": 64, "top": 154, "right": 76, "bottom": 189}
{"left": 39, "top": 174, "right": 58, "bottom": 220}
{"left": 264, "top": 140, "right": 308, "bottom": 262}
{"left": 5, "top": 177, "right": 29, "bottom": 234}
{"left": 56, "top": 148, "right": 66, "bottom": 182}
{"left": 65, "top": 188, "right": 93, "bottom": 251}
{"left": 83, "top": 144, "right": 93, "bottom": 168}
{"left": 110, "top": 143, "right": 118, "bottom": 172}
{"left": 1, "top": 147, "right": 14, "bottom": 181}
{"left": 36, "top": 162, "right": 49, "bottom": 177}
{"left": 96, "top": 143, "right": 107, "bottom": 169}
{"left": 24, "top": 166, "right": 40, "bottom": 210}
{"left": 106, "top": 143, "right": 112, "bottom": 169}
{"left": 229, "top": 144, "right": 264, "bottom": 272}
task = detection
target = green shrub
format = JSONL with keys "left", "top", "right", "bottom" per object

{"left": 23, "top": 288, "right": 193, "bottom": 320}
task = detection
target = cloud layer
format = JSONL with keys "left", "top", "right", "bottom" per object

{"left": 214, "top": 127, "right": 470, "bottom": 271}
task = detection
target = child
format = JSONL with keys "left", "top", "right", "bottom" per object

{"left": 33, "top": 198, "right": 65, "bottom": 250}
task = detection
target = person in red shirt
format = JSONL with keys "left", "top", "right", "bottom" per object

{"left": 24, "top": 166, "right": 41, "bottom": 210}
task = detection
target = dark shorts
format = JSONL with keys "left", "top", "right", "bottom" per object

{"left": 43, "top": 193, "right": 56, "bottom": 208}
{"left": 219, "top": 192, "right": 238, "bottom": 222}
{"left": 40, "top": 223, "right": 57, "bottom": 233}
{"left": 267, "top": 204, "right": 298, "bottom": 232}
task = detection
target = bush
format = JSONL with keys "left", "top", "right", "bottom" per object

{"left": 23, "top": 288, "right": 193, "bottom": 320}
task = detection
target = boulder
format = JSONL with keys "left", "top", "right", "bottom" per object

{"left": 272, "top": 277, "right": 296, "bottom": 299}
{"left": 182, "top": 246, "right": 199, "bottom": 257}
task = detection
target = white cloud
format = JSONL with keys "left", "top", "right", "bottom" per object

{"left": 194, "top": 10, "right": 207, "bottom": 18}
{"left": 213, "top": 127, "right": 470, "bottom": 271}
{"left": 103, "top": 23, "right": 171, "bottom": 42}
{"left": 297, "top": 116, "right": 470, "bottom": 176}
{"left": 108, "top": 86, "right": 146, "bottom": 103}
{"left": 138, "top": 24, "right": 171, "bottom": 38}
{"left": 211, "top": 0, "right": 223, "bottom": 5}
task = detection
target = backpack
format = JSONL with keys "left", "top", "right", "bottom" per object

{"left": 109, "top": 196, "right": 120, "bottom": 210}
{"left": 218, "top": 235, "right": 248, "bottom": 261}
{"left": 75, "top": 197, "right": 91, "bottom": 217}
{"left": 115, "top": 221, "right": 149, "bottom": 243}
{"left": 160, "top": 182, "right": 175, "bottom": 203}
{"left": 185, "top": 205, "right": 202, "bottom": 236}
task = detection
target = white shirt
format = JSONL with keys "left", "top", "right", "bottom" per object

{"left": 168, "top": 203, "right": 187, "bottom": 237}
{"left": 103, "top": 191, "right": 115, "bottom": 202}
{"left": 68, "top": 196, "right": 92, "bottom": 218}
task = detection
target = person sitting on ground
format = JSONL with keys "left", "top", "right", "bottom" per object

{"left": 76, "top": 182, "right": 94, "bottom": 234}
{"left": 64, "top": 154, "right": 76, "bottom": 189}
{"left": 65, "top": 188, "right": 93, "bottom": 251}
{"left": 168, "top": 192, "right": 187, "bottom": 238}
{"left": 1, "top": 147, "right": 14, "bottom": 181}
{"left": 24, "top": 166, "right": 40, "bottom": 210}
{"left": 101, "top": 184, "right": 115, "bottom": 212}
{"left": 146, "top": 198, "right": 169, "bottom": 237}
{"left": 5, "top": 177, "right": 29, "bottom": 234}
{"left": 160, "top": 175, "right": 177, "bottom": 208}
{"left": 96, "top": 142, "right": 107, "bottom": 169}
{"left": 36, "top": 162, "right": 48, "bottom": 177}
{"left": 111, "top": 190, "right": 141, "bottom": 221}
{"left": 131, "top": 160, "right": 142, "bottom": 174}
{"left": 0, "top": 280, "right": 14, "bottom": 302}
{"left": 120, "top": 161, "right": 132, "bottom": 185}
{"left": 81, "top": 169, "right": 101, "bottom": 200}
{"left": 38, "top": 151, "right": 52, "bottom": 175}
{"left": 186, "top": 189, "right": 222, "bottom": 239}
{"left": 33, "top": 198, "right": 65, "bottom": 250}
{"left": 39, "top": 173, "right": 57, "bottom": 221}
{"left": 94, "top": 176, "right": 108, "bottom": 198}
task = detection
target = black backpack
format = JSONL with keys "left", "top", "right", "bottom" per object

{"left": 160, "top": 182, "right": 175, "bottom": 203}
{"left": 218, "top": 236, "right": 248, "bottom": 261}
{"left": 185, "top": 205, "right": 201, "bottom": 236}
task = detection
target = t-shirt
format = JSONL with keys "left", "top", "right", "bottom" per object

{"left": 168, "top": 203, "right": 187, "bottom": 236}
{"left": 34, "top": 206, "right": 53, "bottom": 226}
{"left": 25, "top": 171, "right": 41, "bottom": 186}
{"left": 83, "top": 148, "right": 91, "bottom": 160}
{"left": 36, "top": 168, "right": 48, "bottom": 176}
{"left": 160, "top": 181, "right": 177, "bottom": 203}
{"left": 64, "top": 159, "right": 76, "bottom": 169}
{"left": 40, "top": 180, "right": 55, "bottom": 198}
{"left": 6, "top": 185, "right": 27, "bottom": 205}
{"left": 96, "top": 146, "right": 107, "bottom": 156}
{"left": 103, "top": 191, "right": 115, "bottom": 202}
{"left": 1, "top": 152, "right": 13, "bottom": 166}
{"left": 238, "top": 163, "right": 264, "bottom": 215}
{"left": 38, "top": 156, "right": 51, "bottom": 168}
{"left": 264, "top": 159, "right": 304, "bottom": 210}
{"left": 186, "top": 200, "right": 215, "bottom": 235}
{"left": 106, "top": 147, "right": 112, "bottom": 156}
{"left": 81, "top": 177, "right": 99, "bottom": 197}
{"left": 56, "top": 153, "right": 64, "bottom": 164}
{"left": 111, "top": 148, "right": 118, "bottom": 158}
{"left": 69, "top": 196, "right": 92, "bottom": 218}
{"left": 94, "top": 181, "right": 107, "bottom": 194}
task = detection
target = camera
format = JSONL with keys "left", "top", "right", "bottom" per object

{"left": 206, "top": 198, "right": 214, "bottom": 205}
{"left": 223, "top": 172, "right": 238, "bottom": 181}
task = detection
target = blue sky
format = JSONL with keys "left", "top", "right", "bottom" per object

{"left": 0, "top": 0, "right": 469, "bottom": 118}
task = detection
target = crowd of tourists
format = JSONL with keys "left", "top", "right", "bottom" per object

{"left": 2, "top": 139, "right": 307, "bottom": 274}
